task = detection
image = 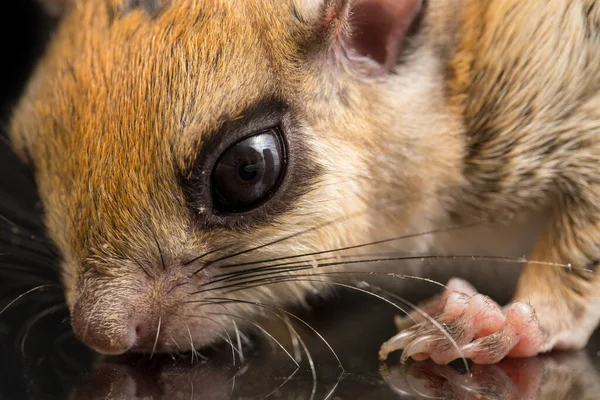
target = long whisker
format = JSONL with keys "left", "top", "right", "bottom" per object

{"left": 204, "top": 297, "right": 344, "bottom": 373}
{"left": 0, "top": 214, "right": 58, "bottom": 256}
{"left": 211, "top": 252, "right": 415, "bottom": 283}
{"left": 324, "top": 378, "right": 343, "bottom": 400}
{"left": 185, "top": 321, "right": 199, "bottom": 364}
{"left": 0, "top": 284, "right": 59, "bottom": 315}
{"left": 194, "top": 300, "right": 246, "bottom": 364}
{"left": 263, "top": 367, "right": 300, "bottom": 399}
{"left": 178, "top": 312, "right": 240, "bottom": 365}
{"left": 281, "top": 314, "right": 318, "bottom": 400}
{"left": 216, "top": 223, "right": 479, "bottom": 271}
{"left": 282, "top": 314, "right": 302, "bottom": 363}
{"left": 207, "top": 311, "right": 300, "bottom": 368}
{"left": 169, "top": 313, "right": 199, "bottom": 363}
{"left": 356, "top": 280, "right": 470, "bottom": 370}
{"left": 0, "top": 233, "right": 56, "bottom": 258}
{"left": 232, "top": 318, "right": 244, "bottom": 365}
{"left": 209, "top": 276, "right": 469, "bottom": 373}
{"left": 200, "top": 255, "right": 578, "bottom": 292}
{"left": 192, "top": 200, "right": 415, "bottom": 275}
{"left": 182, "top": 245, "right": 238, "bottom": 267}
{"left": 19, "top": 303, "right": 67, "bottom": 357}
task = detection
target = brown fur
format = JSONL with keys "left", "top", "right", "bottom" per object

{"left": 9, "top": 0, "right": 600, "bottom": 356}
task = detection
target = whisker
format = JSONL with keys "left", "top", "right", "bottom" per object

{"left": 185, "top": 321, "right": 199, "bottom": 364}
{"left": 263, "top": 367, "right": 300, "bottom": 399}
{"left": 167, "top": 333, "right": 181, "bottom": 351}
{"left": 324, "top": 379, "right": 342, "bottom": 400}
{"left": 193, "top": 200, "right": 415, "bottom": 275}
{"left": 191, "top": 300, "right": 246, "bottom": 364}
{"left": 211, "top": 252, "right": 417, "bottom": 283}
{"left": 216, "top": 223, "right": 479, "bottom": 270}
{"left": 0, "top": 235, "right": 57, "bottom": 260}
{"left": 211, "top": 276, "right": 468, "bottom": 373}
{"left": 223, "top": 272, "right": 447, "bottom": 298}
{"left": 214, "top": 278, "right": 468, "bottom": 373}
{"left": 151, "top": 230, "right": 167, "bottom": 271}
{"left": 54, "top": 330, "right": 85, "bottom": 369}
{"left": 182, "top": 245, "right": 238, "bottom": 267}
{"left": 188, "top": 313, "right": 239, "bottom": 365}
{"left": 132, "top": 257, "right": 152, "bottom": 279}
{"left": 207, "top": 311, "right": 300, "bottom": 368}
{"left": 282, "top": 314, "right": 302, "bottom": 363}
{"left": 356, "top": 281, "right": 470, "bottom": 371}
{"left": 204, "top": 297, "right": 344, "bottom": 373}
{"left": 195, "top": 264, "right": 449, "bottom": 295}
{"left": 19, "top": 303, "right": 67, "bottom": 357}
{"left": 232, "top": 318, "right": 244, "bottom": 365}
{"left": 0, "top": 267, "right": 55, "bottom": 285}
{"left": 150, "top": 316, "right": 162, "bottom": 358}
{"left": 281, "top": 315, "right": 317, "bottom": 400}
{"left": 200, "top": 254, "right": 578, "bottom": 292}
{"left": 175, "top": 309, "right": 243, "bottom": 364}
{"left": 0, "top": 214, "right": 58, "bottom": 256}
{"left": 0, "top": 284, "right": 59, "bottom": 315}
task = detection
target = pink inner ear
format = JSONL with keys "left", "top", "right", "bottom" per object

{"left": 350, "top": 0, "right": 422, "bottom": 72}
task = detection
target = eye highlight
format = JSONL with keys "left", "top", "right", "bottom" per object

{"left": 211, "top": 128, "right": 286, "bottom": 213}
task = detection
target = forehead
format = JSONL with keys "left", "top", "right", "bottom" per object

{"left": 18, "top": 0, "right": 309, "bottom": 258}
{"left": 38, "top": 0, "right": 304, "bottom": 155}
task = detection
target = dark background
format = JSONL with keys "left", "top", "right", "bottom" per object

{"left": 0, "top": 3, "right": 92, "bottom": 400}
{"left": 3, "top": 2, "right": 600, "bottom": 399}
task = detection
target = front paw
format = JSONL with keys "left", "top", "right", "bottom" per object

{"left": 379, "top": 279, "right": 545, "bottom": 364}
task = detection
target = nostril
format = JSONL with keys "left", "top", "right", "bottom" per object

{"left": 133, "top": 320, "right": 151, "bottom": 342}
{"left": 135, "top": 323, "right": 143, "bottom": 337}
{"left": 131, "top": 319, "right": 162, "bottom": 350}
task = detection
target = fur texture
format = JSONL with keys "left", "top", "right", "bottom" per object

{"left": 9, "top": 0, "right": 600, "bottom": 357}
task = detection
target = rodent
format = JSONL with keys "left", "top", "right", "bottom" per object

{"left": 7, "top": 0, "right": 600, "bottom": 364}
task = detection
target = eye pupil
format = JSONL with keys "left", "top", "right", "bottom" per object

{"left": 212, "top": 129, "right": 285, "bottom": 213}
{"left": 239, "top": 162, "right": 259, "bottom": 181}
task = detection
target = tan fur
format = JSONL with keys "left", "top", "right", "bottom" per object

{"left": 9, "top": 0, "right": 600, "bottom": 356}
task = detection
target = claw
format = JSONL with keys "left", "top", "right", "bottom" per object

{"left": 379, "top": 327, "right": 419, "bottom": 361}
{"left": 401, "top": 335, "right": 438, "bottom": 363}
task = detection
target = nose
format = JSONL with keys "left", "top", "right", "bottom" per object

{"left": 71, "top": 301, "right": 157, "bottom": 355}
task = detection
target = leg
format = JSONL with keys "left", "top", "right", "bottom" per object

{"left": 380, "top": 214, "right": 600, "bottom": 364}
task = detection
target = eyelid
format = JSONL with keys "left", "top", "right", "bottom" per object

{"left": 180, "top": 103, "right": 322, "bottom": 231}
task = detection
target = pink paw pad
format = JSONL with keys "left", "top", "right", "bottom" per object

{"left": 380, "top": 279, "right": 545, "bottom": 365}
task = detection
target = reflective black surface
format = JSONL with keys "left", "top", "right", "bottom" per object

{"left": 3, "top": 3, "right": 600, "bottom": 399}
{"left": 3, "top": 277, "right": 600, "bottom": 400}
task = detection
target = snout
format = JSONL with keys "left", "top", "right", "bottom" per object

{"left": 71, "top": 295, "right": 162, "bottom": 355}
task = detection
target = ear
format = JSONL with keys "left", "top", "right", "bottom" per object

{"left": 36, "top": 0, "right": 70, "bottom": 18}
{"left": 308, "top": 0, "right": 423, "bottom": 76}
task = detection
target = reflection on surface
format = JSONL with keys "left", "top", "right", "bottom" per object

{"left": 68, "top": 344, "right": 600, "bottom": 400}
{"left": 63, "top": 293, "right": 600, "bottom": 400}
{"left": 3, "top": 277, "right": 600, "bottom": 399}
{"left": 383, "top": 352, "right": 600, "bottom": 400}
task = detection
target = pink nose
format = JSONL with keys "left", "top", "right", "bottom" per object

{"left": 71, "top": 302, "right": 156, "bottom": 355}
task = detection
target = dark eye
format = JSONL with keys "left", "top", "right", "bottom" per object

{"left": 211, "top": 128, "right": 286, "bottom": 213}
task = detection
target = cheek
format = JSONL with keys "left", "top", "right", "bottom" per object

{"left": 60, "top": 261, "right": 79, "bottom": 310}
